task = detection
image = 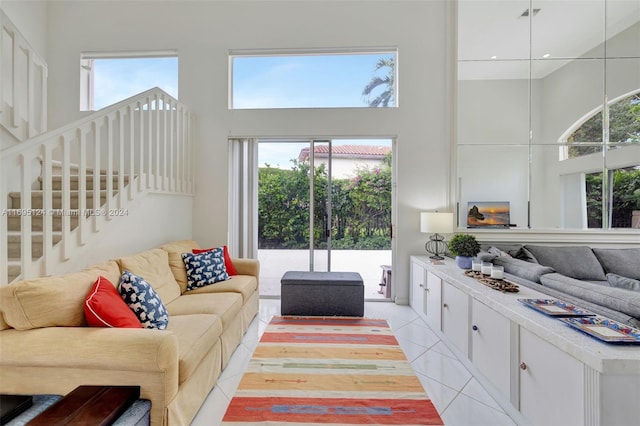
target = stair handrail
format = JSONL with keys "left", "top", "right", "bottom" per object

{"left": 0, "top": 9, "right": 48, "bottom": 141}
{"left": 2, "top": 87, "right": 183, "bottom": 158}
{"left": 1, "top": 87, "right": 194, "bottom": 283}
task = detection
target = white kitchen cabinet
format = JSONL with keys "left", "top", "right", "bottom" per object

{"left": 425, "top": 271, "right": 442, "bottom": 332}
{"left": 519, "top": 327, "right": 584, "bottom": 426}
{"left": 441, "top": 280, "right": 469, "bottom": 357}
{"left": 408, "top": 256, "right": 640, "bottom": 426}
{"left": 410, "top": 258, "right": 427, "bottom": 318}
{"left": 470, "top": 298, "right": 512, "bottom": 399}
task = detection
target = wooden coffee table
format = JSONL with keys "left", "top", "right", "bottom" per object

{"left": 27, "top": 385, "right": 140, "bottom": 425}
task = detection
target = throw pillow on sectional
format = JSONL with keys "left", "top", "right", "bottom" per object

{"left": 524, "top": 245, "right": 606, "bottom": 281}
{"left": 182, "top": 247, "right": 230, "bottom": 291}
{"left": 192, "top": 245, "right": 238, "bottom": 275}
{"left": 85, "top": 275, "right": 142, "bottom": 328}
{"left": 119, "top": 271, "right": 169, "bottom": 330}
{"left": 592, "top": 248, "right": 640, "bottom": 281}
{"left": 607, "top": 273, "right": 640, "bottom": 292}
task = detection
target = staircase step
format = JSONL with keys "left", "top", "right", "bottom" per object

{"left": 8, "top": 232, "right": 63, "bottom": 260}
{"left": 8, "top": 191, "right": 110, "bottom": 209}
{"left": 6, "top": 262, "right": 21, "bottom": 284}
{"left": 39, "top": 175, "right": 130, "bottom": 191}
{"left": 7, "top": 215, "right": 80, "bottom": 232}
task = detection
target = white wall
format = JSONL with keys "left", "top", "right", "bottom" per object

{"left": 13, "top": 0, "right": 451, "bottom": 304}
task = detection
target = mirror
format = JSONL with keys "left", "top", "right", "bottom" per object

{"left": 456, "top": 0, "right": 640, "bottom": 230}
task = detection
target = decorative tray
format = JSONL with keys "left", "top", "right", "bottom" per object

{"left": 464, "top": 270, "right": 519, "bottom": 293}
{"left": 517, "top": 299, "right": 596, "bottom": 317}
{"left": 558, "top": 317, "right": 640, "bottom": 344}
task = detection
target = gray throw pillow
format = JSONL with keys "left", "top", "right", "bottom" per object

{"left": 492, "top": 256, "right": 555, "bottom": 283}
{"left": 607, "top": 273, "right": 640, "bottom": 292}
{"left": 524, "top": 245, "right": 606, "bottom": 281}
{"left": 593, "top": 248, "right": 640, "bottom": 280}
{"left": 476, "top": 251, "right": 498, "bottom": 262}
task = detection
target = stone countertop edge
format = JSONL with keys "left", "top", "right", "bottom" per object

{"left": 412, "top": 256, "right": 640, "bottom": 375}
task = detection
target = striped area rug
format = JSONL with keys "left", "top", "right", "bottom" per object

{"left": 222, "top": 316, "right": 444, "bottom": 425}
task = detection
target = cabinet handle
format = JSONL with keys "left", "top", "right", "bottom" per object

{"left": 426, "top": 288, "right": 430, "bottom": 292}
{"left": 419, "top": 284, "right": 424, "bottom": 288}
{"left": 472, "top": 325, "right": 478, "bottom": 331}
{"left": 443, "top": 303, "right": 448, "bottom": 308}
{"left": 520, "top": 362, "right": 527, "bottom": 371}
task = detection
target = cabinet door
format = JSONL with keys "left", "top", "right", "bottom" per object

{"left": 471, "top": 299, "right": 511, "bottom": 398}
{"left": 441, "top": 282, "right": 469, "bottom": 356}
{"left": 425, "top": 272, "right": 442, "bottom": 332}
{"left": 410, "top": 260, "right": 426, "bottom": 318}
{"left": 519, "top": 328, "right": 584, "bottom": 426}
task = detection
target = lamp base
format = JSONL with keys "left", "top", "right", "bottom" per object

{"left": 425, "top": 233, "right": 447, "bottom": 260}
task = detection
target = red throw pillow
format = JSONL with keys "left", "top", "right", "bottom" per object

{"left": 192, "top": 245, "right": 238, "bottom": 275}
{"left": 84, "top": 276, "right": 142, "bottom": 328}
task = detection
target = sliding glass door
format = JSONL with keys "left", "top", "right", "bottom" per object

{"left": 256, "top": 138, "right": 393, "bottom": 299}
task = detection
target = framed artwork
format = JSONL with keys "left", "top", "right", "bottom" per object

{"left": 467, "top": 201, "right": 510, "bottom": 228}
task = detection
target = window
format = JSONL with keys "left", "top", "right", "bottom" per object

{"left": 561, "top": 91, "right": 640, "bottom": 160}
{"left": 80, "top": 51, "right": 178, "bottom": 111}
{"left": 230, "top": 50, "right": 396, "bottom": 109}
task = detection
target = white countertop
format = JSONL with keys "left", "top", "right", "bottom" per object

{"left": 411, "top": 256, "right": 640, "bottom": 374}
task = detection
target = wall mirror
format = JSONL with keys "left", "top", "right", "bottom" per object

{"left": 456, "top": 0, "right": 640, "bottom": 231}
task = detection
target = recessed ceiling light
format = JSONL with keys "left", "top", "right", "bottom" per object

{"left": 543, "top": 53, "right": 551, "bottom": 58}
{"left": 491, "top": 55, "right": 497, "bottom": 59}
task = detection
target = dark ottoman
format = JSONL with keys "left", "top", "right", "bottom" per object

{"left": 281, "top": 271, "right": 364, "bottom": 317}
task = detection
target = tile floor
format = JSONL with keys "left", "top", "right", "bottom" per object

{"left": 191, "top": 299, "right": 522, "bottom": 425}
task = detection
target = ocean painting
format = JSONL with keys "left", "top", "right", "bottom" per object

{"left": 467, "top": 202, "right": 510, "bottom": 228}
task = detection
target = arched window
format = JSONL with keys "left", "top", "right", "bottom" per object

{"left": 560, "top": 90, "right": 640, "bottom": 160}
{"left": 560, "top": 90, "right": 640, "bottom": 228}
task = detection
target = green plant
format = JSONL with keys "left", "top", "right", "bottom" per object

{"left": 447, "top": 234, "right": 481, "bottom": 257}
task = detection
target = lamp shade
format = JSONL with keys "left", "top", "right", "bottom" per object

{"left": 420, "top": 212, "right": 454, "bottom": 234}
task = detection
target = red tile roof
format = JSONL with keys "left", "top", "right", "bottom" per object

{"left": 298, "top": 145, "right": 391, "bottom": 162}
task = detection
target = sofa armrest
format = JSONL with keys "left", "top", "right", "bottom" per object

{"left": 232, "top": 258, "right": 260, "bottom": 277}
{"left": 0, "top": 327, "right": 178, "bottom": 373}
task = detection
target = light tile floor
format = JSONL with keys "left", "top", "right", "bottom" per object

{"left": 191, "top": 299, "right": 521, "bottom": 425}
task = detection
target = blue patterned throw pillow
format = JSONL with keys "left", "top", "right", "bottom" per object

{"left": 181, "top": 248, "right": 229, "bottom": 291}
{"left": 119, "top": 271, "right": 169, "bottom": 330}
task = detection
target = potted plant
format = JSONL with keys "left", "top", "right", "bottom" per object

{"left": 447, "top": 233, "right": 481, "bottom": 269}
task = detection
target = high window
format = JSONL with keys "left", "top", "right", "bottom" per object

{"left": 80, "top": 51, "right": 178, "bottom": 111}
{"left": 229, "top": 50, "right": 396, "bottom": 109}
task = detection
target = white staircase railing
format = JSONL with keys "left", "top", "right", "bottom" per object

{"left": 0, "top": 87, "right": 194, "bottom": 283}
{"left": 0, "top": 9, "right": 48, "bottom": 143}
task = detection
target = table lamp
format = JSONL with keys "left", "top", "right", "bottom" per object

{"left": 420, "top": 212, "right": 454, "bottom": 260}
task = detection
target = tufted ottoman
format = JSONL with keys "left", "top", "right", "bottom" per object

{"left": 280, "top": 271, "right": 364, "bottom": 316}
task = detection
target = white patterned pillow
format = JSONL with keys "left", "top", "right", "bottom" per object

{"left": 119, "top": 271, "right": 169, "bottom": 329}
{"left": 181, "top": 248, "right": 229, "bottom": 291}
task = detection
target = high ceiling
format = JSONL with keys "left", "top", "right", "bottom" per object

{"left": 457, "top": 0, "right": 640, "bottom": 80}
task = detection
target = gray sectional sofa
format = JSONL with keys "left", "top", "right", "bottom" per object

{"left": 478, "top": 244, "right": 640, "bottom": 327}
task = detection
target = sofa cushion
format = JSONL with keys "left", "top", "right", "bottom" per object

{"left": 493, "top": 256, "right": 555, "bottom": 283}
{"left": 592, "top": 248, "right": 640, "bottom": 280}
{"left": 166, "top": 293, "right": 242, "bottom": 331}
{"left": 117, "top": 249, "right": 181, "bottom": 305}
{"left": 524, "top": 245, "right": 606, "bottom": 281}
{"left": 165, "top": 314, "right": 222, "bottom": 385}
{"left": 607, "top": 273, "right": 640, "bottom": 292}
{"left": 119, "top": 271, "right": 169, "bottom": 330}
{"left": 181, "top": 249, "right": 229, "bottom": 290}
{"left": 184, "top": 274, "right": 258, "bottom": 303}
{"left": 85, "top": 276, "right": 142, "bottom": 328}
{"left": 193, "top": 246, "right": 238, "bottom": 276}
{"left": 160, "top": 240, "right": 201, "bottom": 294}
{"left": 0, "top": 260, "right": 120, "bottom": 330}
{"left": 540, "top": 273, "right": 640, "bottom": 319}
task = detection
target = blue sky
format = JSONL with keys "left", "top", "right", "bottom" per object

{"left": 92, "top": 53, "right": 394, "bottom": 168}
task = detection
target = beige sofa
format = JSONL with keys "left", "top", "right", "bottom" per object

{"left": 0, "top": 240, "right": 259, "bottom": 426}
